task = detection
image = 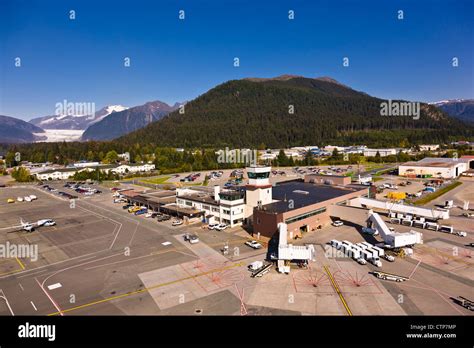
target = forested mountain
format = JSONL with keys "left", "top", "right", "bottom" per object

{"left": 432, "top": 99, "right": 474, "bottom": 125}
{"left": 81, "top": 101, "right": 180, "bottom": 141}
{"left": 119, "top": 76, "right": 473, "bottom": 148}
{"left": 0, "top": 115, "right": 46, "bottom": 143}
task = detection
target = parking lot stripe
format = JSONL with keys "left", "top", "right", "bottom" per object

{"left": 47, "top": 261, "right": 244, "bottom": 316}
{"left": 324, "top": 265, "right": 352, "bottom": 316}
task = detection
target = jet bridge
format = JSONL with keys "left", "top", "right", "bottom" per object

{"left": 276, "top": 223, "right": 315, "bottom": 273}
{"left": 358, "top": 197, "right": 449, "bottom": 220}
{"left": 367, "top": 211, "right": 423, "bottom": 248}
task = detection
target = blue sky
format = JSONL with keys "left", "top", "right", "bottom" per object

{"left": 0, "top": 0, "right": 473, "bottom": 120}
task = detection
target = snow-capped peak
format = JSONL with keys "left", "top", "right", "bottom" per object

{"left": 87, "top": 105, "right": 129, "bottom": 123}
{"left": 429, "top": 99, "right": 467, "bottom": 106}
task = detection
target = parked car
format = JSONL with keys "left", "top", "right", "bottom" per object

{"left": 189, "top": 235, "right": 199, "bottom": 244}
{"left": 357, "top": 258, "right": 367, "bottom": 265}
{"left": 157, "top": 215, "right": 171, "bottom": 222}
{"left": 207, "top": 223, "right": 219, "bottom": 230}
{"left": 172, "top": 220, "right": 183, "bottom": 226}
{"left": 134, "top": 208, "right": 148, "bottom": 216}
{"left": 215, "top": 223, "right": 228, "bottom": 231}
{"left": 332, "top": 220, "right": 343, "bottom": 227}
{"left": 17, "top": 197, "right": 23, "bottom": 202}
{"left": 128, "top": 206, "right": 141, "bottom": 213}
{"left": 7, "top": 198, "right": 14, "bottom": 203}
{"left": 384, "top": 254, "right": 395, "bottom": 262}
{"left": 245, "top": 240, "right": 262, "bottom": 249}
{"left": 455, "top": 231, "right": 467, "bottom": 237}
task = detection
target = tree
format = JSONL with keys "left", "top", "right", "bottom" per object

{"left": 374, "top": 151, "right": 382, "bottom": 163}
{"left": 103, "top": 150, "right": 118, "bottom": 164}
{"left": 303, "top": 151, "right": 315, "bottom": 166}
{"left": 276, "top": 150, "right": 288, "bottom": 167}
{"left": 11, "top": 167, "right": 33, "bottom": 182}
{"left": 5, "top": 152, "right": 15, "bottom": 167}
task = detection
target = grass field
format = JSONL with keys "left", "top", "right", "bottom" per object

{"left": 141, "top": 176, "right": 172, "bottom": 184}
{"left": 413, "top": 181, "right": 463, "bottom": 206}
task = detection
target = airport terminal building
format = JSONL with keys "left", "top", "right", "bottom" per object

{"left": 120, "top": 165, "right": 368, "bottom": 238}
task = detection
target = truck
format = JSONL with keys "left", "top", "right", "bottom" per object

{"left": 439, "top": 225, "right": 454, "bottom": 234}
{"left": 251, "top": 263, "right": 272, "bottom": 278}
{"left": 425, "top": 222, "right": 439, "bottom": 231}
{"left": 248, "top": 261, "right": 263, "bottom": 271}
{"left": 371, "top": 245, "right": 385, "bottom": 258}
{"left": 444, "top": 200, "right": 454, "bottom": 209}
{"left": 371, "top": 271, "right": 408, "bottom": 282}
{"left": 452, "top": 296, "right": 474, "bottom": 311}
{"left": 412, "top": 219, "right": 426, "bottom": 229}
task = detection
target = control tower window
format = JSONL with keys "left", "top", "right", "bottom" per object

{"left": 248, "top": 172, "right": 270, "bottom": 179}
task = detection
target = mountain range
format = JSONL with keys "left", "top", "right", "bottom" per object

{"left": 430, "top": 99, "right": 474, "bottom": 125}
{"left": 1, "top": 76, "right": 473, "bottom": 146}
{"left": 0, "top": 115, "right": 46, "bottom": 143}
{"left": 81, "top": 101, "right": 181, "bottom": 141}
{"left": 29, "top": 105, "right": 128, "bottom": 130}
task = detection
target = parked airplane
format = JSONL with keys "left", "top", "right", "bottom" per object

{"left": 20, "top": 218, "right": 35, "bottom": 232}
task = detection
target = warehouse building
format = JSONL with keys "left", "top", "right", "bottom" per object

{"left": 399, "top": 157, "right": 473, "bottom": 179}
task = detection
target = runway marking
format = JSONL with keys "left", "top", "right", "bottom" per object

{"left": 35, "top": 278, "right": 64, "bottom": 316}
{"left": 76, "top": 203, "right": 124, "bottom": 250}
{"left": 324, "top": 265, "right": 353, "bottom": 316}
{"left": 30, "top": 301, "right": 37, "bottom": 311}
{"left": 0, "top": 289, "right": 15, "bottom": 316}
{"left": 47, "top": 283, "right": 62, "bottom": 290}
{"left": 48, "top": 261, "right": 244, "bottom": 316}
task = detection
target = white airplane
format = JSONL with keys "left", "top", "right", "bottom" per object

{"left": 20, "top": 218, "right": 35, "bottom": 232}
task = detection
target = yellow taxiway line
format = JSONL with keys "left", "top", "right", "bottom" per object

{"left": 0, "top": 257, "right": 26, "bottom": 277}
{"left": 48, "top": 261, "right": 244, "bottom": 316}
{"left": 324, "top": 265, "right": 352, "bottom": 316}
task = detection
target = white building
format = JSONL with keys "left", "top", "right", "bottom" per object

{"left": 35, "top": 168, "right": 79, "bottom": 181}
{"left": 399, "top": 157, "right": 472, "bottom": 179}
{"left": 111, "top": 163, "right": 155, "bottom": 174}
{"left": 72, "top": 161, "right": 100, "bottom": 168}
{"left": 176, "top": 186, "right": 245, "bottom": 227}
{"left": 174, "top": 166, "right": 273, "bottom": 227}
{"left": 363, "top": 148, "right": 398, "bottom": 157}
{"left": 418, "top": 144, "right": 440, "bottom": 152}
{"left": 35, "top": 163, "right": 155, "bottom": 180}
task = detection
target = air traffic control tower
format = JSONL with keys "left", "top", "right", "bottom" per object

{"left": 244, "top": 166, "right": 273, "bottom": 223}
